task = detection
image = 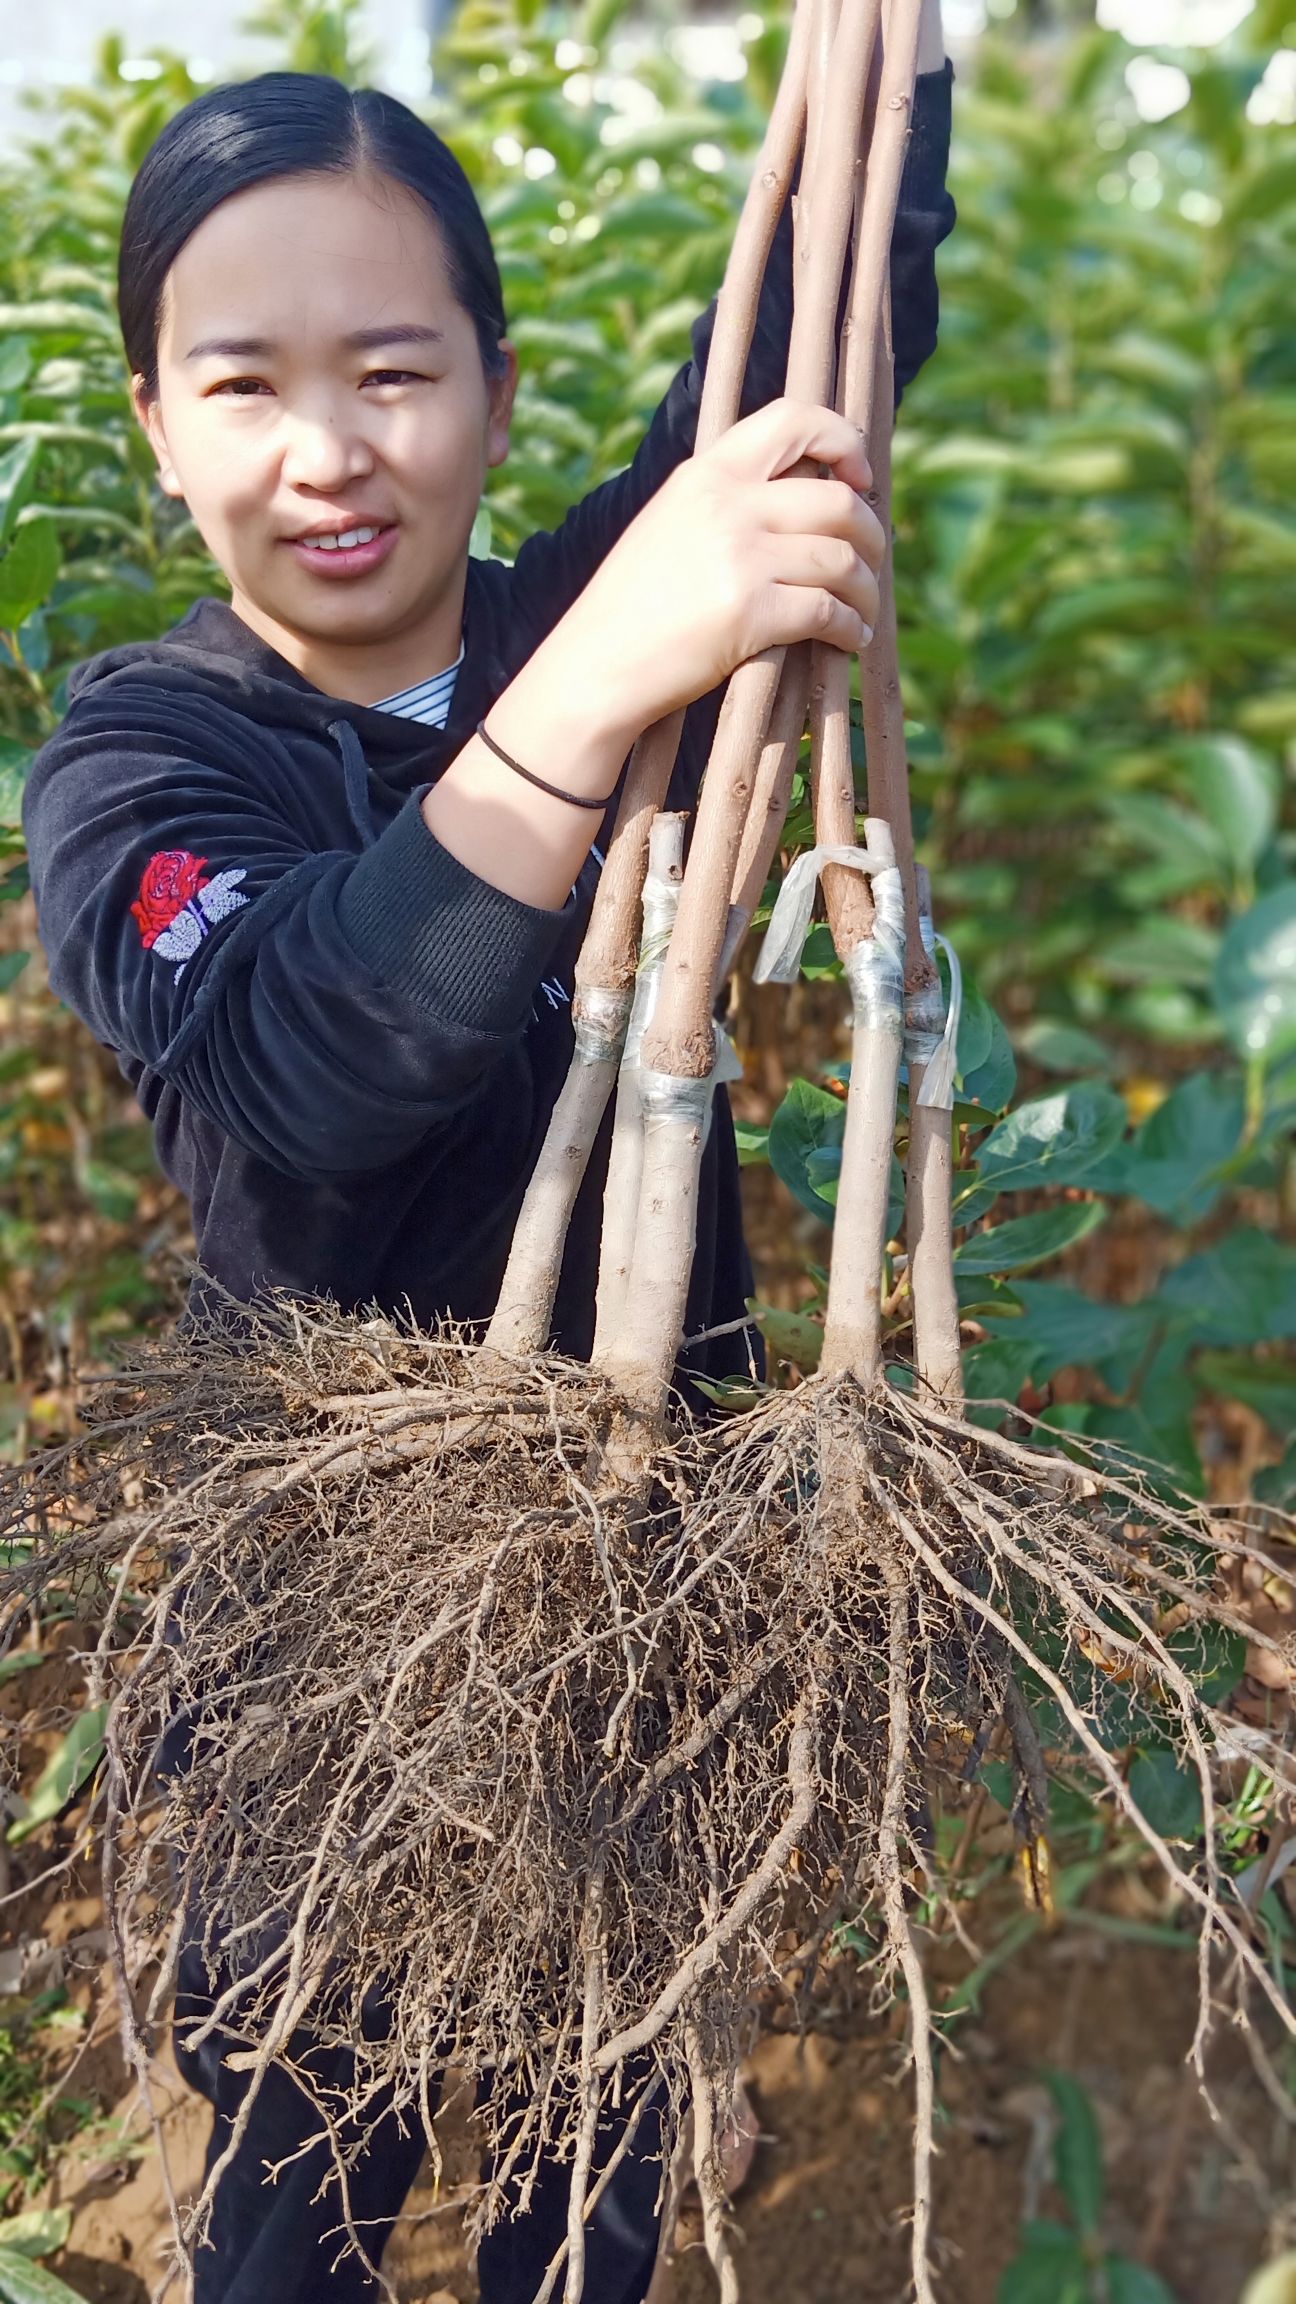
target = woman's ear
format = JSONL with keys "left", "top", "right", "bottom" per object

{"left": 485, "top": 341, "right": 519, "bottom": 472}
{"left": 131, "top": 376, "right": 185, "bottom": 501}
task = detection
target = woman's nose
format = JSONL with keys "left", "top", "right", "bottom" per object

{"left": 279, "top": 400, "right": 374, "bottom": 488}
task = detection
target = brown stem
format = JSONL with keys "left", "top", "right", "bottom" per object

{"left": 719, "top": 641, "right": 813, "bottom": 979}
{"left": 859, "top": 313, "right": 930, "bottom": 986}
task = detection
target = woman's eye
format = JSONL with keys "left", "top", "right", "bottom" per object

{"left": 211, "top": 378, "right": 268, "bottom": 397}
{"left": 365, "top": 370, "right": 424, "bottom": 386}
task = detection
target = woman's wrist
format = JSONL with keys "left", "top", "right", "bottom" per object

{"left": 419, "top": 619, "right": 640, "bottom": 910}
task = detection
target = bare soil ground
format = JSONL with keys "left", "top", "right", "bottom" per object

{"left": 15, "top": 1868, "right": 1291, "bottom": 2304}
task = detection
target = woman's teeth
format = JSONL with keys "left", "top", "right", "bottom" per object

{"left": 301, "top": 526, "right": 383, "bottom": 551}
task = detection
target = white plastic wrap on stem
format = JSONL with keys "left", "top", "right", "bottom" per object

{"left": 597, "top": 1027, "right": 744, "bottom": 1411}
{"left": 593, "top": 815, "right": 687, "bottom": 1360}
{"left": 485, "top": 982, "right": 631, "bottom": 1356}
{"left": 905, "top": 877, "right": 965, "bottom": 1403}
{"left": 753, "top": 838, "right": 900, "bottom": 984}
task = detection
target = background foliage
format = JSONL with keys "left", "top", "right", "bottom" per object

{"left": 0, "top": 0, "right": 1292, "bottom": 1504}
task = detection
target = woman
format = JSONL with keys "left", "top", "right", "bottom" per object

{"left": 23, "top": 30, "right": 954, "bottom": 2301}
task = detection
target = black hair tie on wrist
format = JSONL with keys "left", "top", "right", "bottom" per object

{"left": 475, "top": 719, "right": 615, "bottom": 811}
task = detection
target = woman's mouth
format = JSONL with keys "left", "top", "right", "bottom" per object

{"left": 285, "top": 523, "right": 398, "bottom": 578}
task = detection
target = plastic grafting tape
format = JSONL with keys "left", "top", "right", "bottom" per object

{"left": 904, "top": 911, "right": 946, "bottom": 1068}
{"left": 914, "top": 932, "right": 963, "bottom": 1113}
{"left": 842, "top": 865, "right": 906, "bottom": 1035}
{"left": 753, "top": 843, "right": 894, "bottom": 986}
{"left": 639, "top": 1020, "right": 745, "bottom": 1149}
{"left": 572, "top": 980, "right": 632, "bottom": 1066}
{"left": 623, "top": 865, "right": 683, "bottom": 1071}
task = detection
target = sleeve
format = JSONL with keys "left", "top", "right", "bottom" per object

{"left": 22, "top": 689, "right": 575, "bottom": 1183}
{"left": 504, "top": 60, "right": 956, "bottom": 659}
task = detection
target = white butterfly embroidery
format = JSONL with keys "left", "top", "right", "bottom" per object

{"left": 151, "top": 869, "right": 249, "bottom": 983}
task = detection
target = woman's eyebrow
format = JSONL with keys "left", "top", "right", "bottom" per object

{"left": 184, "top": 323, "right": 447, "bottom": 361}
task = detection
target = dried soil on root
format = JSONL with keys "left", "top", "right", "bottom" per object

{"left": 5, "top": 1306, "right": 1293, "bottom": 2297}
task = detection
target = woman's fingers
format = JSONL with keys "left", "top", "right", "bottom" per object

{"left": 753, "top": 475, "right": 886, "bottom": 573}
{"left": 759, "top": 532, "right": 880, "bottom": 631}
{"left": 709, "top": 395, "right": 873, "bottom": 497}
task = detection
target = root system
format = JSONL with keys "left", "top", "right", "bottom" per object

{"left": 6, "top": 1293, "right": 1290, "bottom": 2301}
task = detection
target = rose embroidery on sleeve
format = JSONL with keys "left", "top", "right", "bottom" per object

{"left": 130, "top": 849, "right": 248, "bottom": 983}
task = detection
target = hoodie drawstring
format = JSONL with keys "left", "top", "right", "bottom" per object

{"left": 329, "top": 718, "right": 380, "bottom": 850}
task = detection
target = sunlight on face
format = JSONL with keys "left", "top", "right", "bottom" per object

{"left": 137, "top": 168, "right": 516, "bottom": 699}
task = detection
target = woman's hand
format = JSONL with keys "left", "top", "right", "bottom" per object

{"left": 421, "top": 400, "right": 885, "bottom": 911}
{"left": 557, "top": 397, "right": 887, "bottom": 737}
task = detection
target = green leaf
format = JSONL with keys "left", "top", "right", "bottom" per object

{"left": 954, "top": 1200, "right": 1106, "bottom": 1278}
{"left": 0, "top": 954, "right": 29, "bottom": 994}
{"left": 961, "top": 1335, "right": 1041, "bottom": 1420}
{"left": 1101, "top": 918, "right": 1220, "bottom": 988}
{"left": 974, "top": 1084, "right": 1127, "bottom": 1196}
{"left": 0, "top": 1651, "right": 43, "bottom": 1688}
{"left": 0, "top": 739, "right": 30, "bottom": 829}
{"left": 733, "top": 1120, "right": 769, "bottom": 1167}
{"left": 998, "top": 2222, "right": 1092, "bottom": 2304}
{"left": 0, "top": 337, "right": 33, "bottom": 395}
{"left": 1014, "top": 1019, "right": 1114, "bottom": 1076}
{"left": 1084, "top": 1073, "right": 1244, "bottom": 1225}
{"left": 1154, "top": 1229, "right": 1296, "bottom": 1347}
{"left": 1046, "top": 2070, "right": 1104, "bottom": 2238}
{"left": 1177, "top": 736, "right": 1279, "bottom": 880}
{"left": 748, "top": 1297, "right": 822, "bottom": 1374}
{"left": 1129, "top": 1749, "right": 1204, "bottom": 1843}
{"left": 1165, "top": 1622, "right": 1246, "bottom": 1707}
{"left": 951, "top": 970, "right": 1018, "bottom": 1111}
{"left": 1104, "top": 2257, "right": 1180, "bottom": 2304}
{"left": 1215, "top": 883, "right": 1296, "bottom": 1067}
{"left": 0, "top": 440, "right": 40, "bottom": 552}
{"left": 0, "top": 300, "right": 117, "bottom": 341}
{"left": 1192, "top": 1350, "right": 1296, "bottom": 1436}
{"left": 0, "top": 516, "right": 61, "bottom": 631}
{"left": 0, "top": 2248, "right": 90, "bottom": 2304}
{"left": 767, "top": 1079, "right": 845, "bottom": 1223}
{"left": 6, "top": 1702, "right": 107, "bottom": 1846}
{"left": 0, "top": 2211, "right": 71, "bottom": 2261}
{"left": 988, "top": 1282, "right": 1153, "bottom": 1380}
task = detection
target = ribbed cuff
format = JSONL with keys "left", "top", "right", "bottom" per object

{"left": 337, "top": 796, "right": 573, "bottom": 1032}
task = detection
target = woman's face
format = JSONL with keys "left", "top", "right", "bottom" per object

{"left": 134, "top": 167, "right": 517, "bottom": 701}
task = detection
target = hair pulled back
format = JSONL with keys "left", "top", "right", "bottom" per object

{"left": 118, "top": 71, "right": 510, "bottom": 398}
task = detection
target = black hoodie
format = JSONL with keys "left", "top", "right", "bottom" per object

{"left": 23, "top": 67, "right": 955, "bottom": 1390}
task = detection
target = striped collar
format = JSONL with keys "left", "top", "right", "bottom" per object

{"left": 371, "top": 636, "right": 467, "bottom": 727}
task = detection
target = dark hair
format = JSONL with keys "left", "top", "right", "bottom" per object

{"left": 119, "top": 71, "right": 510, "bottom": 398}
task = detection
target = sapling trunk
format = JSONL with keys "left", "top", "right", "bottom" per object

{"left": 856, "top": 318, "right": 964, "bottom": 1402}
{"left": 484, "top": 0, "right": 815, "bottom": 1358}
{"left": 801, "top": 0, "right": 928, "bottom": 1383}
{"left": 592, "top": 813, "right": 686, "bottom": 1358}
{"left": 603, "top": 0, "right": 886, "bottom": 1420}
{"left": 816, "top": 822, "right": 904, "bottom": 1384}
